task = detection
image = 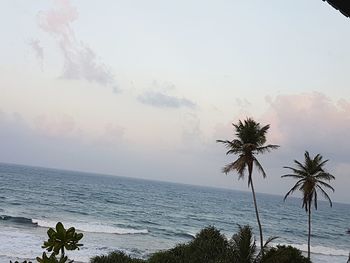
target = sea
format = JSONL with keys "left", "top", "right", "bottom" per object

{"left": 0, "top": 163, "right": 348, "bottom": 263}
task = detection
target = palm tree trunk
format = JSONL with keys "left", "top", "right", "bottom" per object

{"left": 250, "top": 177, "right": 264, "bottom": 254}
{"left": 308, "top": 206, "right": 311, "bottom": 259}
{"left": 248, "top": 161, "right": 264, "bottom": 254}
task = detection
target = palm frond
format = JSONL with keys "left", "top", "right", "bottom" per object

{"left": 216, "top": 139, "right": 244, "bottom": 156}
{"left": 264, "top": 236, "right": 279, "bottom": 248}
{"left": 317, "top": 180, "right": 335, "bottom": 192}
{"left": 304, "top": 151, "right": 310, "bottom": 161}
{"left": 253, "top": 158, "right": 267, "bottom": 178}
{"left": 256, "top": 144, "right": 280, "bottom": 154}
{"left": 316, "top": 185, "right": 333, "bottom": 207}
{"left": 317, "top": 158, "right": 329, "bottom": 169}
{"left": 256, "top": 123, "right": 270, "bottom": 145}
{"left": 293, "top": 160, "right": 307, "bottom": 172}
{"left": 282, "top": 166, "right": 307, "bottom": 177}
{"left": 216, "top": 139, "right": 236, "bottom": 149}
{"left": 222, "top": 161, "right": 240, "bottom": 175}
{"left": 222, "top": 156, "right": 247, "bottom": 180}
{"left": 231, "top": 224, "right": 257, "bottom": 263}
{"left": 302, "top": 195, "right": 312, "bottom": 212}
{"left": 314, "top": 190, "right": 318, "bottom": 210}
{"left": 281, "top": 173, "right": 305, "bottom": 179}
{"left": 283, "top": 179, "right": 304, "bottom": 201}
{"left": 315, "top": 172, "right": 335, "bottom": 181}
{"left": 255, "top": 236, "right": 279, "bottom": 261}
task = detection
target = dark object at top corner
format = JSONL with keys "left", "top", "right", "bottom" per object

{"left": 323, "top": 0, "right": 350, "bottom": 18}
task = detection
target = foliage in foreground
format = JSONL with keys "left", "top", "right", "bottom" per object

{"left": 148, "top": 226, "right": 231, "bottom": 263}
{"left": 11, "top": 222, "right": 83, "bottom": 263}
{"left": 262, "top": 245, "right": 311, "bottom": 263}
{"left": 90, "top": 226, "right": 311, "bottom": 263}
{"left": 90, "top": 252, "right": 144, "bottom": 263}
{"left": 37, "top": 222, "right": 83, "bottom": 263}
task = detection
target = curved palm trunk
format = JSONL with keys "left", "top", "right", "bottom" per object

{"left": 308, "top": 205, "right": 311, "bottom": 259}
{"left": 250, "top": 178, "right": 264, "bottom": 254}
{"left": 248, "top": 163, "right": 264, "bottom": 254}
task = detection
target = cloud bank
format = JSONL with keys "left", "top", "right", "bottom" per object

{"left": 264, "top": 92, "right": 350, "bottom": 159}
{"left": 1, "top": 92, "right": 349, "bottom": 202}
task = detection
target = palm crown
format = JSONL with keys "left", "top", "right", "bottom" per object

{"left": 217, "top": 118, "right": 279, "bottom": 186}
{"left": 282, "top": 151, "right": 335, "bottom": 211}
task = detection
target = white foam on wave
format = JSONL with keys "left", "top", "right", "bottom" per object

{"left": 186, "top": 232, "right": 196, "bottom": 238}
{"left": 271, "top": 242, "right": 349, "bottom": 257}
{"left": 32, "top": 219, "right": 148, "bottom": 235}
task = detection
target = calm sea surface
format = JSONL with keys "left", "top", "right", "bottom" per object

{"left": 0, "top": 163, "right": 348, "bottom": 262}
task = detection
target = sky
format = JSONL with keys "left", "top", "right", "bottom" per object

{"left": 1, "top": 0, "right": 350, "bottom": 203}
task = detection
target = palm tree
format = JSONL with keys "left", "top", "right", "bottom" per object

{"left": 217, "top": 118, "right": 279, "bottom": 253}
{"left": 231, "top": 225, "right": 277, "bottom": 263}
{"left": 282, "top": 151, "right": 335, "bottom": 259}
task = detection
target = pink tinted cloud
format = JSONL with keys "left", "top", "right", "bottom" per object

{"left": 262, "top": 92, "right": 350, "bottom": 157}
{"left": 37, "top": 0, "right": 117, "bottom": 89}
{"left": 38, "top": 0, "right": 77, "bottom": 43}
{"left": 213, "top": 91, "right": 350, "bottom": 164}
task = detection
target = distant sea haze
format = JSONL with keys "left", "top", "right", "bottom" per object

{"left": 0, "top": 163, "right": 348, "bottom": 263}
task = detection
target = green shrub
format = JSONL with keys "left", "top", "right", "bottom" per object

{"left": 89, "top": 226, "right": 310, "bottom": 263}
{"left": 90, "top": 251, "right": 145, "bottom": 263}
{"left": 148, "top": 226, "right": 232, "bottom": 263}
{"left": 262, "top": 245, "right": 311, "bottom": 263}
{"left": 11, "top": 222, "right": 83, "bottom": 263}
{"left": 189, "top": 226, "right": 232, "bottom": 263}
{"left": 147, "top": 244, "right": 188, "bottom": 263}
{"left": 42, "top": 222, "right": 83, "bottom": 255}
{"left": 37, "top": 222, "right": 83, "bottom": 263}
{"left": 230, "top": 225, "right": 257, "bottom": 263}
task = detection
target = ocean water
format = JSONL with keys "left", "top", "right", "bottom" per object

{"left": 0, "top": 163, "right": 348, "bottom": 263}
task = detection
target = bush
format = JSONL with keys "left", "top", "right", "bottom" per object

{"left": 148, "top": 226, "right": 232, "bottom": 263}
{"left": 90, "top": 226, "right": 310, "bottom": 263}
{"left": 11, "top": 222, "right": 83, "bottom": 263}
{"left": 189, "top": 226, "right": 232, "bottom": 263}
{"left": 90, "top": 251, "right": 145, "bottom": 263}
{"left": 147, "top": 244, "right": 189, "bottom": 263}
{"left": 262, "top": 245, "right": 311, "bottom": 263}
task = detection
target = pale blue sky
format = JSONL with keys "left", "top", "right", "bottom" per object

{"left": 1, "top": 0, "right": 350, "bottom": 202}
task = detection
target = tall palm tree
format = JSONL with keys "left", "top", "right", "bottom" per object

{"left": 282, "top": 151, "right": 335, "bottom": 259}
{"left": 217, "top": 118, "right": 279, "bottom": 253}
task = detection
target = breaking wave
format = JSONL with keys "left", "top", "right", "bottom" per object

{"left": 0, "top": 215, "right": 38, "bottom": 226}
{"left": 1, "top": 215, "right": 148, "bottom": 235}
{"left": 32, "top": 219, "right": 148, "bottom": 235}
